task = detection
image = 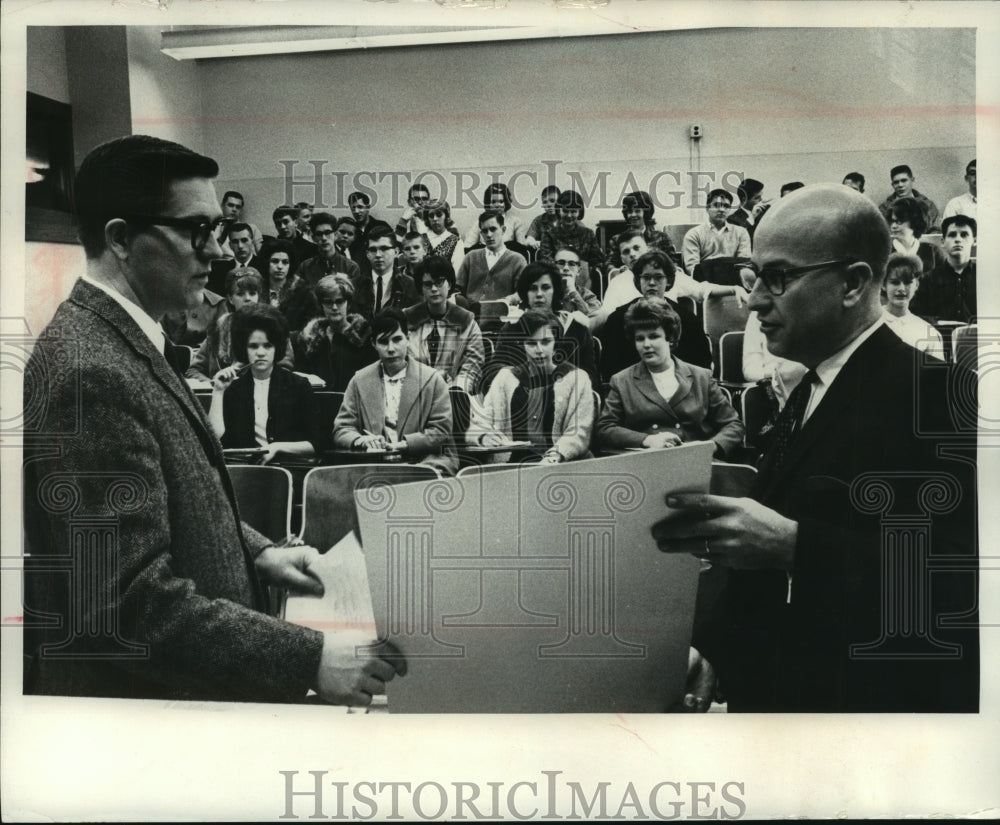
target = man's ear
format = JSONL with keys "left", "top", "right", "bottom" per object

{"left": 841, "top": 261, "right": 876, "bottom": 307}
{"left": 105, "top": 219, "right": 131, "bottom": 261}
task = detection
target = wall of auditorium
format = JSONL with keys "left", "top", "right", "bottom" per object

{"left": 199, "top": 28, "right": 975, "bottom": 236}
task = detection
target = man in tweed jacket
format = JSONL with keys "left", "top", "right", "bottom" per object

{"left": 22, "top": 135, "right": 405, "bottom": 704}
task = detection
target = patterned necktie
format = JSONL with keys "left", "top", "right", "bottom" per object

{"left": 768, "top": 369, "right": 818, "bottom": 471}
{"left": 427, "top": 320, "right": 441, "bottom": 365}
{"left": 375, "top": 275, "right": 384, "bottom": 312}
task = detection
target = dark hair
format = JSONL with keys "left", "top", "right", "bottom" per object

{"left": 780, "top": 181, "right": 805, "bottom": 196}
{"left": 230, "top": 302, "right": 289, "bottom": 362}
{"left": 517, "top": 309, "right": 561, "bottom": 341}
{"left": 367, "top": 225, "right": 398, "bottom": 249}
{"left": 706, "top": 188, "right": 734, "bottom": 207}
{"left": 941, "top": 215, "right": 977, "bottom": 237}
{"left": 621, "top": 190, "right": 655, "bottom": 224}
{"left": 631, "top": 250, "right": 676, "bottom": 292}
{"left": 348, "top": 191, "right": 371, "bottom": 206}
{"left": 265, "top": 239, "right": 296, "bottom": 272}
{"left": 414, "top": 255, "right": 457, "bottom": 290}
{"left": 402, "top": 231, "right": 425, "bottom": 245}
{"left": 225, "top": 266, "right": 263, "bottom": 297}
{"left": 370, "top": 307, "right": 408, "bottom": 341}
{"left": 888, "top": 198, "right": 927, "bottom": 237}
{"left": 516, "top": 261, "right": 564, "bottom": 308}
{"left": 623, "top": 298, "right": 682, "bottom": 346}
{"left": 736, "top": 178, "right": 764, "bottom": 203}
{"left": 843, "top": 172, "right": 866, "bottom": 191}
{"left": 483, "top": 183, "right": 512, "bottom": 212}
{"left": 616, "top": 228, "right": 646, "bottom": 250}
{"left": 408, "top": 183, "right": 430, "bottom": 199}
{"left": 294, "top": 201, "right": 312, "bottom": 213}
{"left": 479, "top": 210, "right": 504, "bottom": 228}
{"left": 228, "top": 221, "right": 253, "bottom": 239}
{"left": 336, "top": 215, "right": 357, "bottom": 230}
{"left": 556, "top": 190, "right": 585, "bottom": 220}
{"left": 74, "top": 134, "right": 219, "bottom": 259}
{"left": 890, "top": 165, "right": 913, "bottom": 179}
{"left": 884, "top": 253, "right": 922, "bottom": 286}
{"left": 272, "top": 205, "right": 297, "bottom": 225}
{"left": 966, "top": 159, "right": 976, "bottom": 176}
{"left": 222, "top": 191, "right": 244, "bottom": 205}
{"left": 309, "top": 211, "right": 337, "bottom": 233}
{"left": 541, "top": 185, "right": 561, "bottom": 198}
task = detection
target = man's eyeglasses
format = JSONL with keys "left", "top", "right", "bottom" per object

{"left": 738, "top": 258, "right": 858, "bottom": 296}
{"left": 555, "top": 259, "right": 581, "bottom": 268}
{"left": 125, "top": 214, "right": 230, "bottom": 251}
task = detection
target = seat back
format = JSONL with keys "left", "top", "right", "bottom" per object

{"left": 952, "top": 323, "right": 977, "bottom": 370}
{"left": 718, "top": 331, "right": 746, "bottom": 384}
{"left": 740, "top": 382, "right": 773, "bottom": 448}
{"left": 703, "top": 294, "right": 751, "bottom": 341}
{"left": 299, "top": 464, "right": 441, "bottom": 550}
{"left": 228, "top": 465, "right": 293, "bottom": 542}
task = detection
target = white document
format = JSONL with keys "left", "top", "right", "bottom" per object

{"left": 356, "top": 443, "right": 714, "bottom": 712}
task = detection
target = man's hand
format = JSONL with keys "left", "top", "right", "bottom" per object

{"left": 255, "top": 544, "right": 324, "bottom": 596}
{"left": 650, "top": 493, "right": 798, "bottom": 570}
{"left": 315, "top": 633, "right": 408, "bottom": 706}
{"left": 670, "top": 647, "right": 716, "bottom": 712}
{"left": 355, "top": 434, "right": 386, "bottom": 451}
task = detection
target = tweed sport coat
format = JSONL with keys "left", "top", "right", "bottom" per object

{"left": 22, "top": 279, "right": 323, "bottom": 702}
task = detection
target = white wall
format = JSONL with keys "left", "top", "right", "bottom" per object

{"left": 26, "top": 26, "right": 69, "bottom": 103}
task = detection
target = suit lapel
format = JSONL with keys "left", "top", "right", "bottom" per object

{"left": 396, "top": 364, "right": 421, "bottom": 434}
{"left": 633, "top": 365, "right": 673, "bottom": 415}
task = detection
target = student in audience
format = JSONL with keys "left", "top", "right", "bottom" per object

{"left": 404, "top": 256, "right": 485, "bottom": 394}
{"left": 682, "top": 188, "right": 752, "bottom": 277}
{"left": 910, "top": 215, "right": 977, "bottom": 323}
{"left": 887, "top": 197, "right": 944, "bottom": 275}
{"left": 347, "top": 191, "right": 393, "bottom": 271}
{"left": 469, "top": 309, "right": 595, "bottom": 465}
{"left": 219, "top": 190, "right": 263, "bottom": 253}
{"left": 539, "top": 190, "right": 607, "bottom": 293}
{"left": 334, "top": 216, "right": 357, "bottom": 259}
{"left": 598, "top": 249, "right": 712, "bottom": 380}
{"left": 554, "top": 247, "right": 602, "bottom": 319}
{"left": 187, "top": 267, "right": 264, "bottom": 381}
{"left": 780, "top": 181, "right": 805, "bottom": 197}
{"left": 524, "top": 184, "right": 560, "bottom": 250}
{"left": 842, "top": 172, "right": 865, "bottom": 193}
{"left": 880, "top": 253, "right": 946, "bottom": 360}
{"left": 421, "top": 199, "right": 465, "bottom": 271}
{"left": 334, "top": 308, "right": 458, "bottom": 475}
{"left": 395, "top": 182, "right": 432, "bottom": 243}
{"left": 606, "top": 190, "right": 680, "bottom": 268}
{"left": 352, "top": 227, "right": 419, "bottom": 318}
{"left": 294, "top": 202, "right": 314, "bottom": 243}
{"left": 596, "top": 298, "right": 743, "bottom": 459}
{"left": 161, "top": 287, "right": 227, "bottom": 348}
{"left": 456, "top": 211, "right": 527, "bottom": 303}
{"left": 273, "top": 205, "right": 318, "bottom": 264}
{"left": 462, "top": 183, "right": 528, "bottom": 249}
{"left": 943, "top": 159, "right": 977, "bottom": 221}
{"left": 296, "top": 212, "right": 361, "bottom": 286}
{"left": 291, "top": 274, "right": 376, "bottom": 392}
{"left": 727, "top": 178, "right": 764, "bottom": 237}
{"left": 481, "top": 261, "right": 600, "bottom": 394}
{"left": 263, "top": 240, "right": 296, "bottom": 308}
{"left": 399, "top": 231, "right": 430, "bottom": 280}
{"left": 879, "top": 164, "right": 940, "bottom": 232}
{"left": 208, "top": 303, "right": 323, "bottom": 461}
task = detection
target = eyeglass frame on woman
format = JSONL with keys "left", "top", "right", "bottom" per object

{"left": 124, "top": 214, "right": 230, "bottom": 251}
{"left": 738, "top": 257, "right": 859, "bottom": 296}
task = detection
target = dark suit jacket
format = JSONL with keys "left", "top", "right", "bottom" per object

{"left": 348, "top": 217, "right": 394, "bottom": 273}
{"left": 350, "top": 271, "right": 418, "bottom": 319}
{"left": 220, "top": 366, "right": 327, "bottom": 452}
{"left": 22, "top": 280, "right": 323, "bottom": 701}
{"left": 596, "top": 358, "right": 743, "bottom": 458}
{"left": 726, "top": 207, "right": 755, "bottom": 238}
{"left": 698, "top": 325, "right": 979, "bottom": 711}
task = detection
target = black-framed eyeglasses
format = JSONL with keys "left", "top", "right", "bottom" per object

{"left": 738, "top": 258, "right": 858, "bottom": 296}
{"left": 320, "top": 297, "right": 349, "bottom": 307}
{"left": 421, "top": 277, "right": 450, "bottom": 289}
{"left": 313, "top": 228, "right": 336, "bottom": 238}
{"left": 125, "top": 214, "right": 230, "bottom": 251}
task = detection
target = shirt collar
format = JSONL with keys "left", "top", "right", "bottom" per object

{"left": 82, "top": 274, "right": 167, "bottom": 355}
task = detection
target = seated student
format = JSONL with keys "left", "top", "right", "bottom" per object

{"left": 887, "top": 197, "right": 944, "bottom": 276}
{"left": 682, "top": 188, "right": 752, "bottom": 277}
{"left": 334, "top": 309, "right": 458, "bottom": 475}
{"left": 455, "top": 211, "right": 527, "bottom": 303}
{"left": 524, "top": 185, "right": 560, "bottom": 251}
{"left": 334, "top": 216, "right": 357, "bottom": 259}
{"left": 208, "top": 303, "right": 324, "bottom": 462}
{"left": 186, "top": 267, "right": 263, "bottom": 381}
{"left": 399, "top": 231, "right": 430, "bottom": 281}
{"left": 842, "top": 172, "right": 865, "bottom": 193}
{"left": 606, "top": 190, "right": 680, "bottom": 268}
{"left": 296, "top": 212, "right": 361, "bottom": 286}
{"left": 351, "top": 227, "right": 419, "bottom": 318}
{"left": 943, "top": 159, "right": 976, "bottom": 221}
{"left": 726, "top": 178, "right": 764, "bottom": 237}
{"left": 292, "top": 275, "right": 377, "bottom": 392}
{"left": 347, "top": 191, "right": 393, "bottom": 271}
{"left": 596, "top": 298, "right": 743, "bottom": 459}
{"left": 742, "top": 311, "right": 808, "bottom": 409}
{"left": 880, "top": 253, "right": 946, "bottom": 360}
{"left": 554, "top": 247, "right": 602, "bottom": 319}
{"left": 421, "top": 199, "right": 465, "bottom": 272}
{"left": 480, "top": 261, "right": 600, "bottom": 394}
{"left": 263, "top": 239, "right": 296, "bottom": 309}
{"left": 597, "top": 250, "right": 712, "bottom": 380}
{"left": 462, "top": 183, "right": 529, "bottom": 249}
{"left": 161, "top": 287, "right": 226, "bottom": 348}
{"left": 403, "top": 256, "right": 485, "bottom": 394}
{"left": 273, "top": 205, "right": 317, "bottom": 264}
{"left": 538, "top": 190, "right": 607, "bottom": 294}
{"left": 780, "top": 181, "right": 804, "bottom": 197}
{"left": 469, "top": 309, "right": 595, "bottom": 465}
{"left": 879, "top": 163, "right": 941, "bottom": 233}
{"left": 910, "top": 215, "right": 977, "bottom": 323}
{"left": 294, "top": 202, "right": 314, "bottom": 243}
{"left": 394, "top": 182, "right": 433, "bottom": 243}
